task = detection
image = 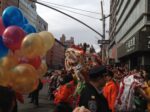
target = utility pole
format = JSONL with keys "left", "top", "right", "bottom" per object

{"left": 101, "top": 1, "right": 105, "bottom": 40}
{"left": 100, "top": 1, "right": 105, "bottom": 64}
{"left": 100, "top": 1, "right": 110, "bottom": 64}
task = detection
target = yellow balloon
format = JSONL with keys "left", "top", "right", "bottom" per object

{"left": 38, "top": 31, "right": 55, "bottom": 52}
{"left": 0, "top": 55, "right": 19, "bottom": 70}
{"left": 0, "top": 68, "right": 11, "bottom": 87}
{"left": 21, "top": 33, "right": 45, "bottom": 58}
{"left": 11, "top": 64, "right": 39, "bottom": 94}
{"left": 13, "top": 49, "right": 23, "bottom": 59}
{"left": 37, "top": 60, "right": 48, "bottom": 78}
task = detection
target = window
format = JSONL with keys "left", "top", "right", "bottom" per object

{"left": 148, "top": 0, "right": 150, "bottom": 13}
{"left": 44, "top": 25, "right": 46, "bottom": 29}
{"left": 31, "top": 4, "right": 35, "bottom": 9}
{"left": 148, "top": 0, "right": 150, "bottom": 21}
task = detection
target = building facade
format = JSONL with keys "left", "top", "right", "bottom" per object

{"left": 60, "top": 34, "right": 74, "bottom": 48}
{"left": 19, "top": 0, "right": 37, "bottom": 27}
{"left": 0, "top": 0, "right": 19, "bottom": 15}
{"left": 108, "top": 0, "right": 150, "bottom": 69}
{"left": 46, "top": 39, "right": 65, "bottom": 70}
{"left": 36, "top": 15, "right": 48, "bottom": 32}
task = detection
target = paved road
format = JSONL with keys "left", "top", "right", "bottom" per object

{"left": 18, "top": 82, "right": 55, "bottom": 112}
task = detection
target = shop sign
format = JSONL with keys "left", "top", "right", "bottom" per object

{"left": 118, "top": 31, "right": 150, "bottom": 58}
{"left": 125, "top": 36, "right": 136, "bottom": 53}
{"left": 117, "top": 34, "right": 138, "bottom": 58}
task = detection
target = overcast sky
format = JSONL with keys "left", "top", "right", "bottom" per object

{"left": 36, "top": 0, "right": 110, "bottom": 52}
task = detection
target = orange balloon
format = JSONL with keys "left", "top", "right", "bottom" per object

{"left": 11, "top": 64, "right": 39, "bottom": 94}
{"left": 21, "top": 33, "right": 45, "bottom": 58}
{"left": 0, "top": 55, "right": 19, "bottom": 70}
{"left": 38, "top": 31, "right": 55, "bottom": 52}
{"left": 0, "top": 67, "right": 11, "bottom": 87}
{"left": 37, "top": 60, "right": 48, "bottom": 78}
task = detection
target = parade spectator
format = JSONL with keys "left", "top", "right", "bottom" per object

{"left": 13, "top": 92, "right": 24, "bottom": 112}
{"left": 30, "top": 79, "right": 43, "bottom": 107}
{"left": 0, "top": 86, "right": 16, "bottom": 112}
{"left": 143, "top": 70, "right": 150, "bottom": 111}
{"left": 103, "top": 70, "right": 119, "bottom": 112}
{"left": 53, "top": 74, "right": 75, "bottom": 112}
{"left": 49, "top": 71, "right": 58, "bottom": 100}
{"left": 78, "top": 66, "right": 111, "bottom": 112}
{"left": 136, "top": 69, "right": 150, "bottom": 111}
{"left": 56, "top": 70, "right": 66, "bottom": 86}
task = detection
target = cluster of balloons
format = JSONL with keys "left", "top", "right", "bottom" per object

{"left": 0, "top": 6, "right": 55, "bottom": 94}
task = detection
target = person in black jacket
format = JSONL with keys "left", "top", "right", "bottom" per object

{"left": 30, "top": 79, "right": 43, "bottom": 106}
{"left": 0, "top": 86, "right": 16, "bottom": 112}
{"left": 78, "top": 65, "right": 111, "bottom": 112}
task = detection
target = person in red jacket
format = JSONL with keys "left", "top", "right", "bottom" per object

{"left": 103, "top": 70, "right": 119, "bottom": 112}
{"left": 53, "top": 74, "right": 77, "bottom": 112}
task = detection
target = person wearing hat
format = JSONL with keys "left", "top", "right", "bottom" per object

{"left": 103, "top": 70, "right": 119, "bottom": 112}
{"left": 78, "top": 66, "right": 111, "bottom": 112}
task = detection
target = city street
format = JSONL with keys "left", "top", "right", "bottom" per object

{"left": 1, "top": 0, "right": 150, "bottom": 112}
{"left": 18, "top": 83, "right": 55, "bottom": 112}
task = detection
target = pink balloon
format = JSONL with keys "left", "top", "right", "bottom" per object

{"left": 0, "top": 17, "right": 5, "bottom": 36}
{"left": 19, "top": 56, "right": 41, "bottom": 69}
{"left": 2, "top": 26, "right": 26, "bottom": 51}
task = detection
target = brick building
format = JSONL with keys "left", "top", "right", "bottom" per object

{"left": 46, "top": 39, "right": 65, "bottom": 70}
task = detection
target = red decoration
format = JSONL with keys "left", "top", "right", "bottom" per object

{"left": 71, "top": 45, "right": 84, "bottom": 54}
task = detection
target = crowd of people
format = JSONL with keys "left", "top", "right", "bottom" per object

{"left": 0, "top": 63, "right": 150, "bottom": 112}
{"left": 46, "top": 65, "right": 150, "bottom": 112}
{"left": 1, "top": 43, "right": 150, "bottom": 112}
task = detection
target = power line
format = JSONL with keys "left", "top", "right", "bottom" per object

{"left": 37, "top": 0, "right": 101, "bottom": 15}
{"left": 30, "top": 0, "right": 103, "bottom": 38}
{"left": 39, "top": 2, "right": 100, "bottom": 20}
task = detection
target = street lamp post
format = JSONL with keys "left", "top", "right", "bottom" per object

{"left": 29, "top": 0, "right": 104, "bottom": 38}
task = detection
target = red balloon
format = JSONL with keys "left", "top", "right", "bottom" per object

{"left": 0, "top": 17, "right": 5, "bottom": 36}
{"left": 19, "top": 56, "right": 41, "bottom": 69}
{"left": 2, "top": 26, "right": 26, "bottom": 51}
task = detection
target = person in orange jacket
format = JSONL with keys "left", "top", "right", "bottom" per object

{"left": 54, "top": 80, "right": 76, "bottom": 105}
{"left": 53, "top": 74, "right": 77, "bottom": 112}
{"left": 103, "top": 70, "right": 119, "bottom": 112}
